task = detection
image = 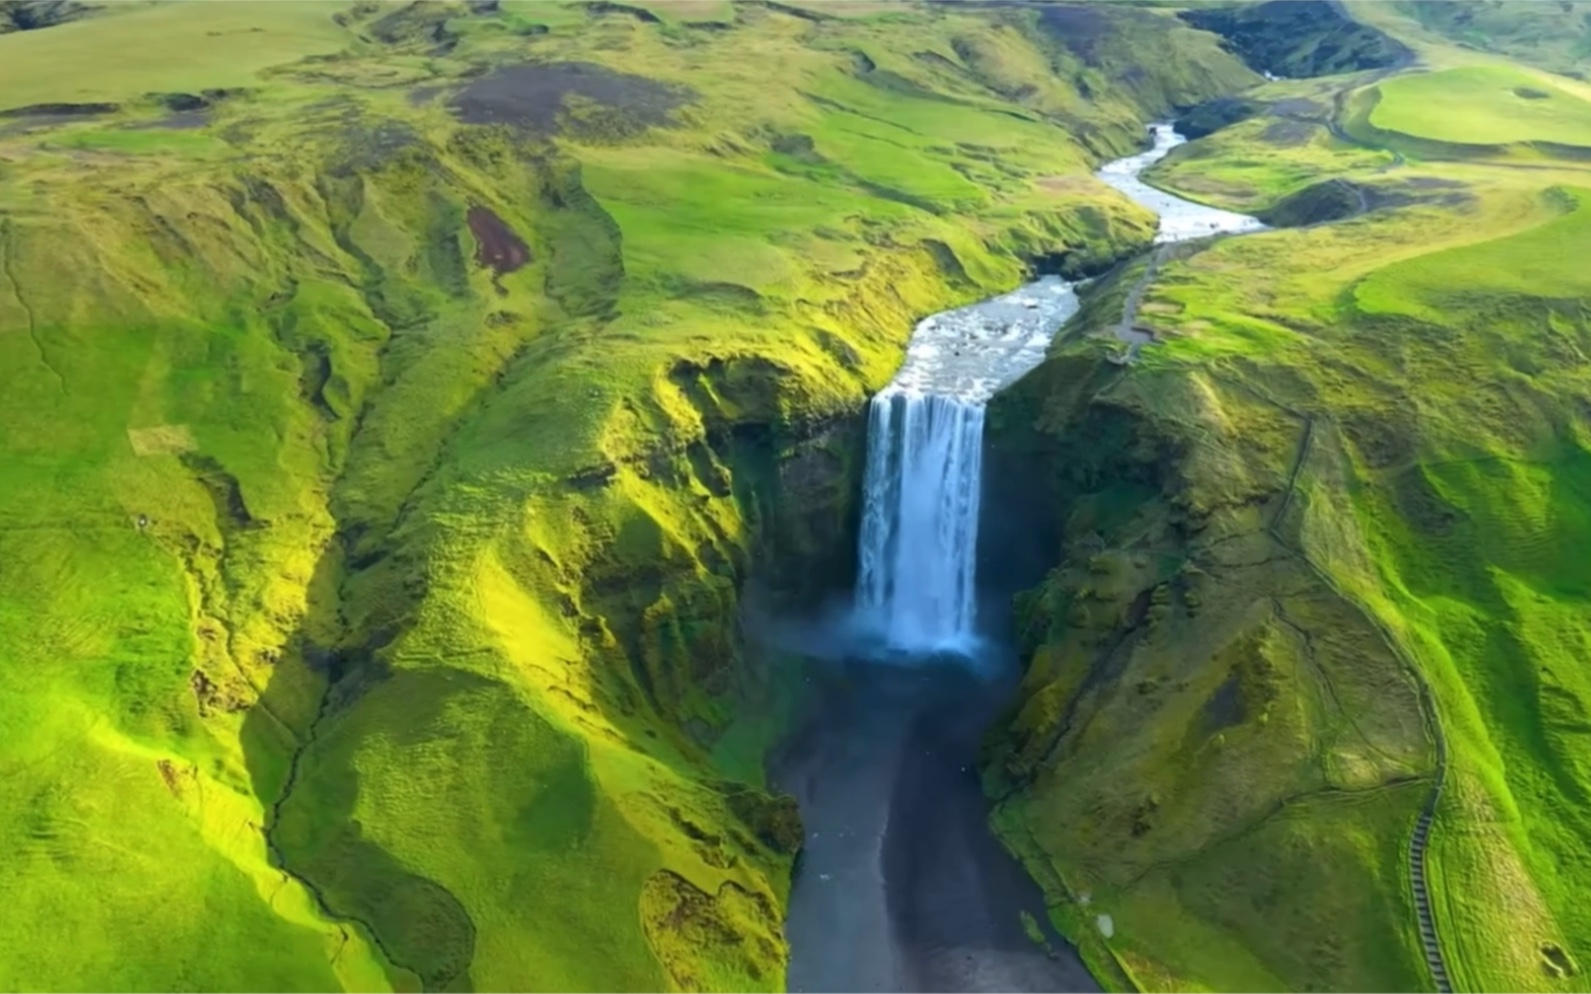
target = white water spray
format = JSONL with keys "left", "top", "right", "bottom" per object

{"left": 851, "top": 124, "right": 1266, "bottom": 656}
{"left": 856, "top": 391, "right": 987, "bottom": 650}
{"left": 850, "top": 277, "right": 1075, "bottom": 654}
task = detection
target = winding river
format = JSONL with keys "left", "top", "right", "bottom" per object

{"left": 773, "top": 124, "right": 1266, "bottom": 993}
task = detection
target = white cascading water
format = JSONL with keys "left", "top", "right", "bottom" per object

{"left": 852, "top": 124, "right": 1266, "bottom": 656}
{"left": 851, "top": 275, "right": 1076, "bottom": 654}
{"left": 856, "top": 391, "right": 986, "bottom": 650}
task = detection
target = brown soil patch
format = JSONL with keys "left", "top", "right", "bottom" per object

{"left": 466, "top": 205, "right": 530, "bottom": 276}
{"left": 448, "top": 61, "right": 689, "bottom": 134}
{"left": 1261, "top": 118, "right": 1318, "bottom": 147}
{"left": 127, "top": 423, "right": 196, "bottom": 456}
{"left": 1035, "top": 174, "right": 1098, "bottom": 195}
{"left": 156, "top": 760, "right": 182, "bottom": 798}
{"left": 1269, "top": 97, "right": 1327, "bottom": 119}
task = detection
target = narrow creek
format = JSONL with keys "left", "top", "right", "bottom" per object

{"left": 772, "top": 124, "right": 1267, "bottom": 993}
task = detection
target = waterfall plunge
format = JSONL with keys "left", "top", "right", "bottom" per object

{"left": 850, "top": 123, "right": 1264, "bottom": 659}
{"left": 856, "top": 389, "right": 987, "bottom": 652}
{"left": 847, "top": 276, "right": 1079, "bottom": 656}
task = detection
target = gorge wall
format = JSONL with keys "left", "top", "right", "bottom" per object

{"left": 979, "top": 295, "right": 1438, "bottom": 992}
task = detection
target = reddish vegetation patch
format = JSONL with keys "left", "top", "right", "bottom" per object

{"left": 467, "top": 205, "right": 531, "bottom": 276}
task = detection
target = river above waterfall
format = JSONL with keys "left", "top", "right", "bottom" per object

{"left": 849, "top": 122, "right": 1265, "bottom": 658}
{"left": 849, "top": 127, "right": 1262, "bottom": 421}
{"left": 777, "top": 123, "right": 1265, "bottom": 994}
{"left": 1097, "top": 124, "right": 1267, "bottom": 243}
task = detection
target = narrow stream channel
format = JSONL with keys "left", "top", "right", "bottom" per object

{"left": 773, "top": 124, "right": 1266, "bottom": 994}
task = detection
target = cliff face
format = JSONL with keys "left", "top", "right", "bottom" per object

{"left": 982, "top": 342, "right": 1438, "bottom": 993}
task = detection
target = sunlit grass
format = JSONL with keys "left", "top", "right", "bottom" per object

{"left": 0, "top": 0, "right": 1256, "bottom": 989}
{"left": 1013, "top": 59, "right": 1591, "bottom": 990}
{"left": 1372, "top": 66, "right": 1591, "bottom": 148}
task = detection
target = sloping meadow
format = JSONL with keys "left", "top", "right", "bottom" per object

{"left": 0, "top": 1, "right": 1253, "bottom": 988}
{"left": 989, "top": 40, "right": 1591, "bottom": 990}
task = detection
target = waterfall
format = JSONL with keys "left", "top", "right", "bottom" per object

{"left": 856, "top": 389, "right": 987, "bottom": 652}
{"left": 848, "top": 277, "right": 1078, "bottom": 656}
{"left": 850, "top": 123, "right": 1263, "bottom": 660}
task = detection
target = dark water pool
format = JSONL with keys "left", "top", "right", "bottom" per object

{"left": 771, "top": 651, "right": 1100, "bottom": 993}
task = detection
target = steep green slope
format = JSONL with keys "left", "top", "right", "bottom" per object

{"left": 0, "top": 1, "right": 1255, "bottom": 989}
{"left": 990, "top": 20, "right": 1591, "bottom": 989}
{"left": 1387, "top": 0, "right": 1591, "bottom": 77}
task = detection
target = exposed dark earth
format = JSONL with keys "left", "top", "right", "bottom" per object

{"left": 448, "top": 61, "right": 691, "bottom": 134}
{"left": 466, "top": 205, "right": 531, "bottom": 276}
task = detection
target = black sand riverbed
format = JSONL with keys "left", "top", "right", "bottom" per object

{"left": 773, "top": 652, "right": 1100, "bottom": 994}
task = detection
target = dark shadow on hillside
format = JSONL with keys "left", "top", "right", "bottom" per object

{"left": 448, "top": 62, "right": 692, "bottom": 137}
{"left": 1178, "top": 0, "right": 1411, "bottom": 78}
{"left": 240, "top": 538, "right": 476, "bottom": 993}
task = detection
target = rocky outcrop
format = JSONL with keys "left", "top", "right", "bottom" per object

{"left": 1179, "top": 1, "right": 1410, "bottom": 79}
{"left": 1173, "top": 96, "right": 1264, "bottom": 140}
{"left": 1256, "top": 178, "right": 1365, "bottom": 227}
{"left": 0, "top": 0, "right": 92, "bottom": 33}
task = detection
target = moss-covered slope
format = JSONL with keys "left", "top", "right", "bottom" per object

{"left": 0, "top": 1, "right": 1255, "bottom": 989}
{"left": 987, "top": 17, "right": 1591, "bottom": 985}
{"left": 986, "top": 344, "right": 1437, "bottom": 993}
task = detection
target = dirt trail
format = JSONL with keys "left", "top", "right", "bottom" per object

{"left": 1107, "top": 245, "right": 1169, "bottom": 364}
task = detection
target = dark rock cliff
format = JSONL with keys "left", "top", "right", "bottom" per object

{"left": 1179, "top": 0, "right": 1410, "bottom": 79}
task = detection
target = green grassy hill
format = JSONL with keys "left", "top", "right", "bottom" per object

{"left": 9, "top": 1, "right": 1591, "bottom": 991}
{"left": 990, "top": 8, "right": 1591, "bottom": 990}
{"left": 0, "top": 1, "right": 1254, "bottom": 989}
{"left": 1369, "top": 67, "right": 1591, "bottom": 148}
{"left": 1383, "top": 0, "right": 1591, "bottom": 77}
